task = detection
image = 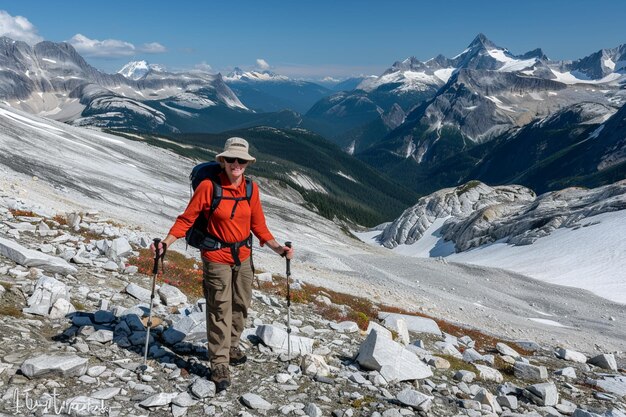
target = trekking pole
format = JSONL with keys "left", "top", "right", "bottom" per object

{"left": 139, "top": 238, "right": 165, "bottom": 373}
{"left": 285, "top": 241, "right": 292, "bottom": 359}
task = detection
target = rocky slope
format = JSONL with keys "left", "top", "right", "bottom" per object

{"left": 0, "top": 198, "right": 624, "bottom": 417}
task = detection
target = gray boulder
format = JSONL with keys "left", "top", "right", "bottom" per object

{"left": 241, "top": 393, "right": 273, "bottom": 410}
{"left": 555, "top": 347, "right": 587, "bottom": 363}
{"left": 21, "top": 354, "right": 88, "bottom": 378}
{"left": 378, "top": 312, "right": 441, "bottom": 335}
{"left": 356, "top": 328, "right": 433, "bottom": 382}
{"left": 255, "top": 324, "right": 314, "bottom": 356}
{"left": 0, "top": 236, "right": 77, "bottom": 275}
{"left": 162, "top": 312, "right": 206, "bottom": 345}
{"left": 588, "top": 353, "right": 618, "bottom": 371}
{"left": 396, "top": 388, "right": 433, "bottom": 411}
{"left": 23, "top": 275, "right": 71, "bottom": 317}
{"left": 524, "top": 382, "right": 559, "bottom": 406}
{"left": 158, "top": 283, "right": 188, "bottom": 306}
{"left": 106, "top": 237, "right": 133, "bottom": 259}
{"left": 190, "top": 378, "right": 216, "bottom": 399}
{"left": 125, "top": 283, "right": 152, "bottom": 302}
{"left": 514, "top": 361, "right": 548, "bottom": 381}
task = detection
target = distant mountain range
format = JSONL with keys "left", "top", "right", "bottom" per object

{"left": 223, "top": 67, "right": 334, "bottom": 113}
{"left": 1, "top": 33, "right": 625, "bottom": 200}
{"left": 0, "top": 36, "right": 252, "bottom": 133}
{"left": 313, "top": 33, "right": 626, "bottom": 195}
{"left": 308, "top": 33, "right": 625, "bottom": 153}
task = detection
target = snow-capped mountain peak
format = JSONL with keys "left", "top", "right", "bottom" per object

{"left": 118, "top": 60, "right": 164, "bottom": 80}
{"left": 467, "top": 33, "right": 498, "bottom": 50}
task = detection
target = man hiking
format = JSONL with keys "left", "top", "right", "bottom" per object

{"left": 153, "top": 137, "right": 294, "bottom": 391}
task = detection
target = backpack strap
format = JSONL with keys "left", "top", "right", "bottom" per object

{"left": 225, "top": 179, "right": 255, "bottom": 219}
{"left": 208, "top": 181, "right": 223, "bottom": 220}
{"left": 245, "top": 179, "right": 254, "bottom": 201}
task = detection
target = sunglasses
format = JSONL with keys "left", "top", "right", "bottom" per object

{"left": 223, "top": 157, "right": 249, "bottom": 164}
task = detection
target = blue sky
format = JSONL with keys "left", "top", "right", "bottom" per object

{"left": 1, "top": 1, "right": 625, "bottom": 80}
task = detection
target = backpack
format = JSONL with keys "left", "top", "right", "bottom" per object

{"left": 185, "top": 161, "right": 254, "bottom": 266}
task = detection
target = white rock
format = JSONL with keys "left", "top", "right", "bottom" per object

{"left": 474, "top": 388, "right": 502, "bottom": 414}
{"left": 20, "top": 354, "right": 88, "bottom": 378}
{"left": 24, "top": 275, "right": 71, "bottom": 317}
{"left": 172, "top": 391, "right": 198, "bottom": 407}
{"left": 555, "top": 348, "right": 587, "bottom": 363}
{"left": 396, "top": 388, "right": 433, "bottom": 411}
{"left": 555, "top": 367, "right": 577, "bottom": 379}
{"left": 304, "top": 403, "right": 323, "bottom": 417}
{"left": 0, "top": 236, "right": 77, "bottom": 275}
{"left": 473, "top": 364, "right": 503, "bottom": 383}
{"left": 514, "top": 361, "right": 548, "bottom": 381}
{"left": 588, "top": 353, "right": 618, "bottom": 371}
{"left": 125, "top": 282, "right": 152, "bottom": 302}
{"left": 190, "top": 378, "right": 216, "bottom": 399}
{"left": 139, "top": 392, "right": 177, "bottom": 407}
{"left": 356, "top": 328, "right": 433, "bottom": 382}
{"left": 496, "top": 342, "right": 520, "bottom": 358}
{"left": 366, "top": 321, "right": 393, "bottom": 339}
{"left": 49, "top": 297, "right": 76, "bottom": 319}
{"left": 300, "top": 354, "right": 331, "bottom": 377}
{"left": 86, "top": 330, "right": 114, "bottom": 344}
{"left": 162, "top": 312, "right": 206, "bottom": 344}
{"left": 524, "top": 382, "right": 559, "bottom": 406}
{"left": 158, "top": 283, "right": 188, "bottom": 306}
{"left": 106, "top": 237, "right": 133, "bottom": 259}
{"left": 102, "top": 261, "right": 119, "bottom": 271}
{"left": 255, "top": 324, "right": 314, "bottom": 356}
{"left": 91, "top": 387, "right": 121, "bottom": 400}
{"left": 379, "top": 311, "right": 441, "bottom": 336}
{"left": 241, "top": 393, "right": 273, "bottom": 410}
{"left": 330, "top": 321, "right": 359, "bottom": 333}
{"left": 256, "top": 272, "right": 273, "bottom": 282}
{"left": 87, "top": 366, "right": 107, "bottom": 377}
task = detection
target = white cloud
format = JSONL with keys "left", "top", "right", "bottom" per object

{"left": 68, "top": 34, "right": 166, "bottom": 58}
{"left": 256, "top": 58, "right": 270, "bottom": 70}
{"left": 194, "top": 61, "right": 212, "bottom": 72}
{"left": 69, "top": 34, "right": 136, "bottom": 57}
{"left": 140, "top": 42, "right": 166, "bottom": 53}
{"left": 0, "top": 10, "right": 43, "bottom": 44}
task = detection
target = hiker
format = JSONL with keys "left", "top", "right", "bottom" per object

{"left": 153, "top": 136, "right": 294, "bottom": 391}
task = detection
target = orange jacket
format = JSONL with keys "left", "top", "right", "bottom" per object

{"left": 168, "top": 172, "right": 274, "bottom": 265}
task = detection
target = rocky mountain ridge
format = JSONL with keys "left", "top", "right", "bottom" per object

{"left": 0, "top": 36, "right": 247, "bottom": 133}
{"left": 377, "top": 180, "right": 626, "bottom": 253}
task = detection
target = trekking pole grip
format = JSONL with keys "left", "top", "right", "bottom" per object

{"left": 152, "top": 238, "right": 162, "bottom": 275}
{"left": 285, "top": 241, "right": 291, "bottom": 275}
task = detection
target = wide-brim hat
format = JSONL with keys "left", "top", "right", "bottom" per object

{"left": 216, "top": 137, "right": 256, "bottom": 164}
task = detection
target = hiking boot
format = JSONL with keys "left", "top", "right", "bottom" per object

{"left": 210, "top": 363, "right": 230, "bottom": 392}
{"left": 229, "top": 346, "right": 247, "bottom": 366}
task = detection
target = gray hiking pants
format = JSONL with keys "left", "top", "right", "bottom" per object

{"left": 202, "top": 257, "right": 253, "bottom": 366}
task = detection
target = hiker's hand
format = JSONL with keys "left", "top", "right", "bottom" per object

{"left": 281, "top": 244, "right": 294, "bottom": 260}
{"left": 150, "top": 241, "right": 167, "bottom": 256}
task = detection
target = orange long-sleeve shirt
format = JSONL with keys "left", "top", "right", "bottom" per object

{"left": 168, "top": 172, "right": 275, "bottom": 265}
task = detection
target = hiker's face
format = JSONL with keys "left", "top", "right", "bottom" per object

{"left": 225, "top": 158, "right": 247, "bottom": 179}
